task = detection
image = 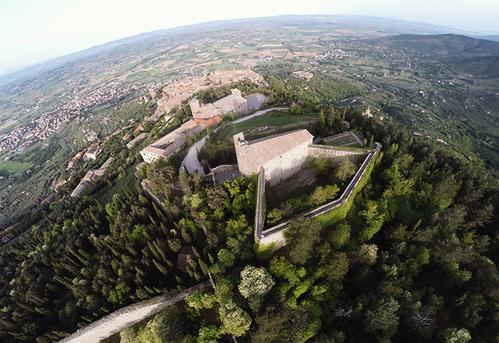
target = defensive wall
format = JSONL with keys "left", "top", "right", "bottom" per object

{"left": 60, "top": 281, "right": 211, "bottom": 343}
{"left": 308, "top": 144, "right": 367, "bottom": 159}
{"left": 255, "top": 143, "right": 382, "bottom": 249}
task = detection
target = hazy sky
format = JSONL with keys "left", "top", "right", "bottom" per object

{"left": 1, "top": 0, "right": 498, "bottom": 75}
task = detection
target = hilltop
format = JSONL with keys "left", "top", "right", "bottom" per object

{"left": 0, "top": 15, "right": 497, "bottom": 227}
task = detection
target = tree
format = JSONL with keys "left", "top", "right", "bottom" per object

{"left": 198, "top": 325, "right": 221, "bottom": 343}
{"left": 359, "top": 200, "right": 385, "bottom": 241}
{"left": 146, "top": 307, "right": 185, "bottom": 343}
{"left": 269, "top": 256, "right": 300, "bottom": 285}
{"left": 238, "top": 266, "right": 275, "bottom": 299}
{"left": 318, "top": 109, "right": 326, "bottom": 136}
{"left": 120, "top": 326, "right": 138, "bottom": 343}
{"left": 335, "top": 159, "right": 356, "bottom": 182}
{"left": 324, "top": 252, "right": 349, "bottom": 282}
{"left": 251, "top": 307, "right": 290, "bottom": 343}
{"left": 357, "top": 244, "right": 378, "bottom": 265}
{"left": 442, "top": 328, "right": 471, "bottom": 343}
{"left": 147, "top": 160, "right": 176, "bottom": 197}
{"left": 285, "top": 218, "right": 322, "bottom": 265}
{"left": 218, "top": 300, "right": 252, "bottom": 337}
{"left": 431, "top": 176, "right": 461, "bottom": 211}
{"left": 309, "top": 156, "right": 331, "bottom": 176}
{"left": 329, "top": 222, "right": 351, "bottom": 249}
{"left": 185, "top": 292, "right": 216, "bottom": 311}
{"left": 217, "top": 248, "right": 235, "bottom": 268}
{"left": 267, "top": 208, "right": 284, "bottom": 225}
{"left": 309, "top": 185, "right": 340, "bottom": 206}
{"left": 365, "top": 297, "right": 400, "bottom": 339}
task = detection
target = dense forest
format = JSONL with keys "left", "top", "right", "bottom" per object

{"left": 0, "top": 75, "right": 497, "bottom": 343}
{"left": 113, "top": 109, "right": 499, "bottom": 343}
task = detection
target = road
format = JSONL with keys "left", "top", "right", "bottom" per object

{"left": 182, "top": 135, "right": 208, "bottom": 175}
{"left": 60, "top": 282, "right": 211, "bottom": 343}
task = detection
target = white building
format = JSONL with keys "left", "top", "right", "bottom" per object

{"left": 140, "top": 120, "right": 204, "bottom": 164}
{"left": 189, "top": 89, "right": 250, "bottom": 126}
{"left": 233, "top": 130, "right": 314, "bottom": 186}
{"left": 83, "top": 144, "right": 102, "bottom": 161}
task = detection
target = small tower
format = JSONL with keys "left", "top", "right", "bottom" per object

{"left": 231, "top": 88, "right": 242, "bottom": 97}
{"left": 189, "top": 98, "right": 200, "bottom": 114}
{"left": 233, "top": 132, "right": 247, "bottom": 147}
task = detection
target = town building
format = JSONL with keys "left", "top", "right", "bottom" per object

{"left": 140, "top": 120, "right": 204, "bottom": 164}
{"left": 126, "top": 132, "right": 148, "bottom": 149}
{"left": 189, "top": 89, "right": 248, "bottom": 127}
{"left": 83, "top": 144, "right": 102, "bottom": 161}
{"left": 234, "top": 130, "right": 314, "bottom": 186}
{"left": 71, "top": 157, "right": 114, "bottom": 198}
{"left": 245, "top": 93, "right": 268, "bottom": 112}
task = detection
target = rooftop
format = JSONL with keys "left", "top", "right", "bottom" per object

{"left": 235, "top": 129, "right": 313, "bottom": 167}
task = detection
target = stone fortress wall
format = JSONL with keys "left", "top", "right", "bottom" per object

{"left": 261, "top": 140, "right": 311, "bottom": 186}
{"left": 255, "top": 143, "right": 382, "bottom": 248}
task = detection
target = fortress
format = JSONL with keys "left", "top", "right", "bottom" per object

{"left": 233, "top": 129, "right": 366, "bottom": 186}
{"left": 234, "top": 130, "right": 314, "bottom": 186}
{"left": 233, "top": 129, "right": 381, "bottom": 249}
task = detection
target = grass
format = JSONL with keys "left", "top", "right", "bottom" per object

{"left": 0, "top": 159, "right": 32, "bottom": 177}
{"left": 214, "top": 110, "right": 317, "bottom": 141}
{"left": 254, "top": 241, "right": 278, "bottom": 261}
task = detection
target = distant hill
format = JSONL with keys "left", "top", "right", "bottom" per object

{"left": 372, "top": 33, "right": 499, "bottom": 58}
{"left": 0, "top": 15, "right": 474, "bottom": 88}
{"left": 476, "top": 35, "right": 499, "bottom": 42}
{"left": 369, "top": 34, "right": 499, "bottom": 79}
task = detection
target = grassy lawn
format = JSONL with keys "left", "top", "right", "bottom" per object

{"left": 0, "top": 159, "right": 32, "bottom": 177}
{"left": 323, "top": 132, "right": 362, "bottom": 147}
{"left": 214, "top": 110, "right": 317, "bottom": 141}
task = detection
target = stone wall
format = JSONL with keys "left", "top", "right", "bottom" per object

{"left": 262, "top": 141, "right": 310, "bottom": 186}
{"left": 60, "top": 282, "right": 211, "bottom": 343}
{"left": 254, "top": 168, "right": 266, "bottom": 241}
{"left": 255, "top": 143, "right": 381, "bottom": 248}
{"left": 308, "top": 144, "right": 366, "bottom": 159}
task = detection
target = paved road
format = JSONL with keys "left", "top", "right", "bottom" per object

{"left": 60, "top": 282, "right": 211, "bottom": 343}
{"left": 182, "top": 135, "right": 208, "bottom": 175}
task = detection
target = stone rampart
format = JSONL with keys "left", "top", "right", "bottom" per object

{"left": 308, "top": 144, "right": 367, "bottom": 159}
{"left": 60, "top": 281, "right": 211, "bottom": 343}
{"left": 255, "top": 143, "right": 381, "bottom": 248}
{"left": 254, "top": 167, "right": 266, "bottom": 241}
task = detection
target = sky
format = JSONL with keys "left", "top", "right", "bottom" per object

{"left": 1, "top": 0, "right": 498, "bottom": 76}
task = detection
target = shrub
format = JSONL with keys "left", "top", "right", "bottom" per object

{"left": 309, "top": 184, "right": 340, "bottom": 206}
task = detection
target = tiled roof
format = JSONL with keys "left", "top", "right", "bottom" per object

{"left": 238, "top": 129, "right": 313, "bottom": 168}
